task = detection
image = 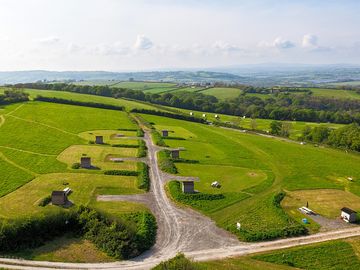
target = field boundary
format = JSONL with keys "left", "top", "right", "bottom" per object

{"left": 0, "top": 151, "right": 38, "bottom": 176}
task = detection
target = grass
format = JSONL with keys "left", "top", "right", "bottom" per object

{"left": 111, "top": 81, "right": 176, "bottom": 90}
{"left": 309, "top": 87, "right": 360, "bottom": 100}
{"left": 176, "top": 164, "right": 267, "bottom": 193}
{"left": 142, "top": 113, "right": 360, "bottom": 238}
{"left": 57, "top": 145, "right": 137, "bottom": 171}
{"left": 0, "top": 173, "right": 143, "bottom": 219}
{"left": 0, "top": 158, "right": 34, "bottom": 197}
{"left": 282, "top": 189, "right": 360, "bottom": 218}
{"left": 78, "top": 129, "right": 138, "bottom": 145}
{"left": 10, "top": 101, "right": 136, "bottom": 133}
{"left": 4, "top": 234, "right": 114, "bottom": 263}
{"left": 199, "top": 87, "right": 243, "bottom": 100}
{"left": 253, "top": 240, "right": 360, "bottom": 269}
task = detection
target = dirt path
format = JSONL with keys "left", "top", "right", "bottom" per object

{"left": 0, "top": 115, "right": 5, "bottom": 128}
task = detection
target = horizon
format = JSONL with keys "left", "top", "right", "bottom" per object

{"left": 0, "top": 0, "right": 360, "bottom": 71}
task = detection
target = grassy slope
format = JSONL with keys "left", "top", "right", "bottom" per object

{"left": 309, "top": 87, "right": 360, "bottom": 100}
{"left": 199, "top": 87, "right": 243, "bottom": 100}
{"left": 142, "top": 114, "right": 360, "bottom": 236}
{"left": 0, "top": 101, "right": 146, "bottom": 223}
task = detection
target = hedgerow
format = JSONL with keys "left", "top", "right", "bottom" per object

{"left": 34, "top": 96, "right": 124, "bottom": 111}
{"left": 151, "top": 130, "right": 168, "bottom": 147}
{"left": 104, "top": 170, "right": 139, "bottom": 176}
{"left": 137, "top": 140, "right": 147, "bottom": 158}
{"left": 158, "top": 150, "right": 177, "bottom": 174}
{"left": 137, "top": 162, "right": 150, "bottom": 191}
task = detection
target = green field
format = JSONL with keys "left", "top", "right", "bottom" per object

{"left": 0, "top": 101, "right": 146, "bottom": 220}
{"left": 143, "top": 114, "right": 360, "bottom": 238}
{"left": 111, "top": 81, "right": 177, "bottom": 90}
{"left": 309, "top": 87, "right": 360, "bottom": 100}
{"left": 199, "top": 87, "right": 243, "bottom": 99}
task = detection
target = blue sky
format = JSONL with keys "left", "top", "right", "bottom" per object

{"left": 0, "top": 0, "right": 359, "bottom": 71}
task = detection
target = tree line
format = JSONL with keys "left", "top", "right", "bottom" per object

{"left": 0, "top": 89, "right": 29, "bottom": 105}
{"left": 11, "top": 83, "right": 360, "bottom": 125}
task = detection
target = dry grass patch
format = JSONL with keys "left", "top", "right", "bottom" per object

{"left": 282, "top": 189, "right": 360, "bottom": 218}
{"left": 78, "top": 130, "right": 138, "bottom": 145}
{"left": 57, "top": 145, "right": 137, "bottom": 171}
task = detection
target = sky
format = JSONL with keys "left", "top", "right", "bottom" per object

{"left": 0, "top": 0, "right": 360, "bottom": 71}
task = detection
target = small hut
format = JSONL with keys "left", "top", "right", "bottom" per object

{"left": 51, "top": 191, "right": 68, "bottom": 205}
{"left": 182, "top": 181, "right": 195, "bottom": 193}
{"left": 171, "top": 149, "right": 180, "bottom": 159}
{"left": 341, "top": 207, "right": 357, "bottom": 223}
{"left": 95, "top": 136, "right": 104, "bottom": 144}
{"left": 80, "top": 157, "right": 91, "bottom": 168}
{"left": 162, "top": 130, "right": 169, "bottom": 137}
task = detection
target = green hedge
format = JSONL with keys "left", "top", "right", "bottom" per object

{"left": 158, "top": 150, "right": 178, "bottom": 174}
{"left": 111, "top": 144, "right": 139, "bottom": 148}
{"left": 0, "top": 206, "right": 157, "bottom": 260}
{"left": 137, "top": 140, "right": 147, "bottom": 158}
{"left": 38, "top": 195, "right": 51, "bottom": 207}
{"left": 104, "top": 170, "right": 139, "bottom": 176}
{"left": 162, "top": 136, "right": 186, "bottom": 140}
{"left": 151, "top": 131, "right": 168, "bottom": 147}
{"left": 137, "top": 162, "right": 150, "bottom": 191}
{"left": 152, "top": 253, "right": 201, "bottom": 270}
{"left": 137, "top": 129, "right": 144, "bottom": 137}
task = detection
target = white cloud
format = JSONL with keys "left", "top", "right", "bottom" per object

{"left": 273, "top": 37, "right": 295, "bottom": 49}
{"left": 93, "top": 42, "right": 130, "bottom": 56}
{"left": 212, "top": 40, "right": 242, "bottom": 52}
{"left": 36, "top": 36, "right": 61, "bottom": 45}
{"left": 302, "top": 34, "right": 318, "bottom": 48}
{"left": 134, "top": 35, "right": 153, "bottom": 50}
{"left": 258, "top": 37, "right": 295, "bottom": 50}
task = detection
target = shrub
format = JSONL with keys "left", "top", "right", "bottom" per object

{"left": 71, "top": 162, "right": 81, "bottom": 169}
{"left": 104, "top": 170, "right": 138, "bottom": 176}
{"left": 151, "top": 131, "right": 168, "bottom": 147}
{"left": 137, "top": 128, "right": 144, "bottom": 137}
{"left": 137, "top": 162, "right": 150, "bottom": 191}
{"left": 38, "top": 195, "right": 51, "bottom": 207}
{"left": 158, "top": 150, "right": 177, "bottom": 174}
{"left": 111, "top": 144, "right": 139, "bottom": 148}
{"left": 152, "top": 253, "right": 201, "bottom": 270}
{"left": 137, "top": 140, "right": 147, "bottom": 158}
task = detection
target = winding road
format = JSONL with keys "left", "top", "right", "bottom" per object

{"left": 1, "top": 128, "right": 360, "bottom": 269}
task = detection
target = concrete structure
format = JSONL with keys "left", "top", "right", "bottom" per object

{"left": 162, "top": 130, "right": 169, "bottom": 137}
{"left": 341, "top": 207, "right": 357, "bottom": 223}
{"left": 80, "top": 157, "right": 91, "bottom": 168}
{"left": 51, "top": 191, "right": 67, "bottom": 205}
{"left": 182, "top": 181, "right": 195, "bottom": 193}
{"left": 171, "top": 149, "right": 180, "bottom": 159}
{"left": 95, "top": 136, "right": 104, "bottom": 144}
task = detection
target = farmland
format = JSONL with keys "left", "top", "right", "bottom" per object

{"left": 199, "top": 87, "right": 243, "bottom": 99}
{"left": 142, "top": 113, "right": 360, "bottom": 239}
{"left": 0, "top": 100, "right": 153, "bottom": 261}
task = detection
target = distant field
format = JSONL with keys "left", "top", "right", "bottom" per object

{"left": 328, "top": 81, "right": 360, "bottom": 86}
{"left": 309, "top": 87, "right": 360, "bottom": 100}
{"left": 142, "top": 114, "right": 360, "bottom": 238}
{"left": 72, "top": 80, "right": 121, "bottom": 86}
{"left": 200, "top": 87, "right": 243, "bottom": 99}
{"left": 111, "top": 81, "right": 177, "bottom": 90}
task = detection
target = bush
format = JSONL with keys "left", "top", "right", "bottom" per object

{"left": 137, "top": 140, "right": 147, "bottom": 158}
{"left": 172, "top": 158, "right": 199, "bottom": 164}
{"left": 38, "top": 195, "right": 52, "bottom": 207}
{"left": 152, "top": 253, "right": 201, "bottom": 270}
{"left": 137, "top": 128, "right": 144, "bottom": 137}
{"left": 158, "top": 150, "right": 178, "bottom": 174}
{"left": 71, "top": 162, "right": 81, "bottom": 169}
{"left": 111, "top": 144, "right": 139, "bottom": 148}
{"left": 137, "top": 162, "right": 150, "bottom": 191}
{"left": 104, "top": 170, "right": 138, "bottom": 176}
{"left": 151, "top": 131, "right": 168, "bottom": 147}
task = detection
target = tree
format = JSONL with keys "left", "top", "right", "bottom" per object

{"left": 280, "top": 122, "right": 292, "bottom": 137}
{"left": 250, "top": 118, "right": 257, "bottom": 130}
{"left": 270, "top": 121, "right": 282, "bottom": 135}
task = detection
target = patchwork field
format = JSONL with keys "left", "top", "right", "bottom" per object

{"left": 142, "top": 114, "right": 360, "bottom": 238}
{"left": 0, "top": 101, "right": 147, "bottom": 220}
